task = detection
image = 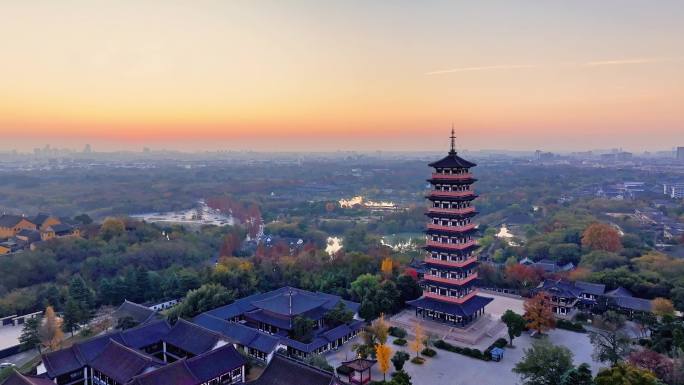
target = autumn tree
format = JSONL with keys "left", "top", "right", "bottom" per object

{"left": 594, "top": 364, "right": 659, "bottom": 385}
{"left": 582, "top": 223, "right": 622, "bottom": 253}
{"left": 39, "top": 306, "right": 63, "bottom": 352}
{"left": 409, "top": 321, "right": 424, "bottom": 358}
{"left": 381, "top": 257, "right": 394, "bottom": 278}
{"left": 505, "top": 264, "right": 542, "bottom": 290}
{"left": 368, "top": 314, "right": 389, "bottom": 344}
{"left": 652, "top": 297, "right": 675, "bottom": 317}
{"left": 524, "top": 292, "right": 555, "bottom": 335}
{"left": 627, "top": 349, "right": 673, "bottom": 383}
{"left": 502, "top": 310, "right": 526, "bottom": 346}
{"left": 100, "top": 217, "right": 125, "bottom": 240}
{"left": 376, "top": 343, "right": 392, "bottom": 381}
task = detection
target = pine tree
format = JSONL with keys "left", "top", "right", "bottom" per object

{"left": 62, "top": 297, "right": 82, "bottom": 336}
{"left": 19, "top": 316, "right": 42, "bottom": 352}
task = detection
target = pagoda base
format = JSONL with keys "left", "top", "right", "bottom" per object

{"left": 407, "top": 295, "right": 493, "bottom": 327}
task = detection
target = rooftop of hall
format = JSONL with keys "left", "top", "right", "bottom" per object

{"left": 247, "top": 354, "right": 340, "bottom": 385}
{"left": 407, "top": 295, "right": 493, "bottom": 317}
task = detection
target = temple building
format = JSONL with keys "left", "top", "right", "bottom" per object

{"left": 407, "top": 130, "right": 493, "bottom": 326}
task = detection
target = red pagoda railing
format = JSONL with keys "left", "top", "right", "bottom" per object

{"left": 427, "top": 207, "right": 476, "bottom": 215}
{"left": 425, "top": 240, "right": 477, "bottom": 251}
{"left": 424, "top": 255, "right": 478, "bottom": 268}
{"left": 424, "top": 290, "right": 478, "bottom": 304}
{"left": 431, "top": 173, "right": 473, "bottom": 180}
{"left": 424, "top": 273, "right": 478, "bottom": 286}
{"left": 426, "top": 223, "right": 476, "bottom": 232}
{"left": 428, "top": 190, "right": 475, "bottom": 199}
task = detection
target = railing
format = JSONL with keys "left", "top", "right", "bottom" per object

{"left": 424, "top": 256, "right": 478, "bottom": 268}
{"left": 424, "top": 290, "right": 478, "bottom": 304}
{"left": 428, "top": 190, "right": 475, "bottom": 198}
{"left": 426, "top": 223, "right": 476, "bottom": 232}
{"left": 427, "top": 207, "right": 476, "bottom": 215}
{"left": 425, "top": 240, "right": 477, "bottom": 251}
{"left": 431, "top": 173, "right": 473, "bottom": 180}
{"left": 424, "top": 273, "right": 478, "bottom": 286}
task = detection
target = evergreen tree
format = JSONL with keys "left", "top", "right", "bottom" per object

{"left": 62, "top": 297, "right": 82, "bottom": 336}
{"left": 501, "top": 310, "right": 526, "bottom": 346}
{"left": 135, "top": 268, "right": 151, "bottom": 302}
{"left": 19, "top": 316, "right": 42, "bottom": 352}
{"left": 68, "top": 276, "right": 93, "bottom": 308}
{"left": 560, "top": 363, "right": 593, "bottom": 385}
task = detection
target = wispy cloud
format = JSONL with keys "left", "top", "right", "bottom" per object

{"left": 425, "top": 64, "right": 537, "bottom": 75}
{"left": 583, "top": 57, "right": 674, "bottom": 67}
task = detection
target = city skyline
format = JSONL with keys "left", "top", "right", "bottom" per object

{"left": 1, "top": 1, "right": 683, "bottom": 152}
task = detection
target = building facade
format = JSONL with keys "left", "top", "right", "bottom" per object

{"left": 407, "top": 131, "right": 492, "bottom": 326}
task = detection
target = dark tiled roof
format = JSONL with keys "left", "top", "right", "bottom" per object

{"left": 407, "top": 295, "right": 493, "bottom": 317}
{"left": 1, "top": 371, "right": 55, "bottom": 385}
{"left": 610, "top": 296, "right": 652, "bottom": 312}
{"left": 428, "top": 152, "right": 477, "bottom": 169}
{"left": 31, "top": 213, "right": 50, "bottom": 226}
{"left": 163, "top": 319, "right": 222, "bottom": 356}
{"left": 88, "top": 339, "right": 163, "bottom": 385}
{"left": 246, "top": 310, "right": 293, "bottom": 330}
{"left": 538, "top": 279, "right": 582, "bottom": 298}
{"left": 252, "top": 290, "right": 328, "bottom": 316}
{"left": 575, "top": 281, "right": 606, "bottom": 296}
{"left": 248, "top": 354, "right": 336, "bottom": 385}
{"left": 186, "top": 343, "right": 246, "bottom": 382}
{"left": 16, "top": 229, "right": 41, "bottom": 242}
{"left": 193, "top": 313, "right": 279, "bottom": 353}
{"left": 606, "top": 286, "right": 634, "bottom": 298}
{"left": 48, "top": 223, "right": 73, "bottom": 234}
{"left": 0, "top": 215, "right": 29, "bottom": 228}
{"left": 127, "top": 361, "right": 198, "bottom": 385}
{"left": 120, "top": 319, "right": 172, "bottom": 349}
{"left": 341, "top": 358, "right": 376, "bottom": 371}
{"left": 113, "top": 300, "right": 158, "bottom": 325}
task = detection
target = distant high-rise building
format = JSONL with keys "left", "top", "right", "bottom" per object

{"left": 677, "top": 147, "right": 684, "bottom": 161}
{"left": 83, "top": 144, "right": 92, "bottom": 153}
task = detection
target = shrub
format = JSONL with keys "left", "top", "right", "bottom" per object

{"left": 391, "top": 351, "right": 410, "bottom": 371}
{"left": 393, "top": 338, "right": 407, "bottom": 346}
{"left": 421, "top": 348, "right": 437, "bottom": 357}
{"left": 493, "top": 338, "right": 508, "bottom": 349}
{"left": 434, "top": 339, "right": 496, "bottom": 361}
{"left": 410, "top": 357, "right": 425, "bottom": 365}
{"left": 336, "top": 365, "right": 353, "bottom": 375}
{"left": 556, "top": 319, "right": 586, "bottom": 332}
{"left": 388, "top": 326, "right": 407, "bottom": 338}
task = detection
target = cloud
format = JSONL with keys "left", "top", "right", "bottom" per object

{"left": 583, "top": 57, "right": 674, "bottom": 67}
{"left": 425, "top": 64, "right": 537, "bottom": 75}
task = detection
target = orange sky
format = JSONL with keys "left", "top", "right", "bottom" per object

{"left": 1, "top": 1, "right": 682, "bottom": 152}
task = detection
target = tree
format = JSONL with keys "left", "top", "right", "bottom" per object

{"left": 101, "top": 217, "right": 125, "bottom": 240}
{"left": 381, "top": 257, "right": 393, "bottom": 278}
{"left": 74, "top": 214, "right": 93, "bottom": 225}
{"left": 116, "top": 316, "right": 140, "bottom": 331}
{"left": 62, "top": 297, "right": 82, "bottom": 336}
{"left": 389, "top": 370, "right": 412, "bottom": 385}
{"left": 409, "top": 321, "right": 424, "bottom": 358}
{"left": 560, "top": 363, "right": 593, "bottom": 385}
{"left": 349, "top": 274, "right": 380, "bottom": 302}
{"left": 167, "top": 283, "right": 234, "bottom": 321}
{"left": 524, "top": 292, "right": 555, "bottom": 335}
{"left": 292, "top": 316, "right": 317, "bottom": 343}
{"left": 391, "top": 351, "right": 410, "bottom": 371}
{"left": 589, "top": 328, "right": 632, "bottom": 366}
{"left": 39, "top": 306, "right": 63, "bottom": 352}
{"left": 594, "top": 364, "right": 659, "bottom": 385}
{"left": 505, "top": 264, "right": 542, "bottom": 290}
{"left": 368, "top": 314, "right": 389, "bottom": 344}
{"left": 513, "top": 339, "right": 574, "bottom": 385}
{"left": 501, "top": 310, "right": 526, "bottom": 346}
{"left": 396, "top": 274, "right": 422, "bottom": 303}
{"left": 358, "top": 299, "right": 376, "bottom": 322}
{"left": 582, "top": 223, "right": 622, "bottom": 253}
{"left": 652, "top": 297, "right": 675, "bottom": 317}
{"left": 627, "top": 349, "right": 673, "bottom": 383}
{"left": 324, "top": 302, "right": 353, "bottom": 327}
{"left": 375, "top": 343, "right": 392, "bottom": 381}
{"left": 303, "top": 355, "right": 333, "bottom": 372}
{"left": 19, "top": 316, "right": 42, "bottom": 352}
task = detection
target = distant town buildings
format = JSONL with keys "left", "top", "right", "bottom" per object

{"left": 0, "top": 213, "right": 80, "bottom": 255}
{"left": 677, "top": 146, "right": 684, "bottom": 161}
{"left": 663, "top": 183, "right": 684, "bottom": 199}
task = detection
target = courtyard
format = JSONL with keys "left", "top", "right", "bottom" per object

{"left": 326, "top": 293, "right": 603, "bottom": 385}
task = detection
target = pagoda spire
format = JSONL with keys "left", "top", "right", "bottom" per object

{"left": 449, "top": 125, "right": 457, "bottom": 154}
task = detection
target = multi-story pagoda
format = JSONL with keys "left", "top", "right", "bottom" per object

{"left": 407, "top": 130, "right": 492, "bottom": 327}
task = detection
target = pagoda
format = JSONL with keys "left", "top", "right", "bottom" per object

{"left": 407, "top": 129, "right": 492, "bottom": 326}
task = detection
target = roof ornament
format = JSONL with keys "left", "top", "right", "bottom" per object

{"left": 449, "top": 125, "right": 457, "bottom": 155}
{"left": 288, "top": 288, "right": 293, "bottom": 329}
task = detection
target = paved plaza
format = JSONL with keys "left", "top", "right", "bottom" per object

{"left": 0, "top": 324, "right": 22, "bottom": 350}
{"left": 326, "top": 293, "right": 602, "bottom": 385}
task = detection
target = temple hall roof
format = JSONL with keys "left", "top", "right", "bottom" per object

{"left": 428, "top": 152, "right": 476, "bottom": 169}
{"left": 248, "top": 354, "right": 337, "bottom": 385}
{"left": 407, "top": 295, "right": 493, "bottom": 317}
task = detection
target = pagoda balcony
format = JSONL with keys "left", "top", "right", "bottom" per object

{"left": 426, "top": 223, "right": 476, "bottom": 233}
{"left": 424, "top": 273, "right": 478, "bottom": 286}
{"left": 424, "top": 255, "right": 478, "bottom": 268}
{"left": 424, "top": 290, "right": 478, "bottom": 305}
{"left": 430, "top": 173, "right": 473, "bottom": 180}
{"left": 428, "top": 190, "right": 475, "bottom": 199}
{"left": 425, "top": 240, "right": 477, "bottom": 251}
{"left": 427, "top": 207, "right": 476, "bottom": 216}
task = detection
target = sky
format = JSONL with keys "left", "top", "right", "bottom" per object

{"left": 1, "top": 0, "right": 683, "bottom": 153}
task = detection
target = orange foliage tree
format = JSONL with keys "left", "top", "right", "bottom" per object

{"left": 410, "top": 321, "right": 424, "bottom": 358}
{"left": 652, "top": 297, "right": 675, "bottom": 317}
{"left": 39, "top": 306, "right": 63, "bottom": 351}
{"left": 375, "top": 343, "right": 392, "bottom": 381}
{"left": 582, "top": 223, "right": 622, "bottom": 252}
{"left": 381, "top": 257, "right": 393, "bottom": 278}
{"left": 524, "top": 292, "right": 556, "bottom": 335}
{"left": 505, "top": 264, "right": 542, "bottom": 290}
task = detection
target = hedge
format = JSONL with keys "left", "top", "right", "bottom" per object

{"left": 410, "top": 357, "right": 425, "bottom": 365}
{"left": 556, "top": 319, "right": 586, "bottom": 333}
{"left": 393, "top": 338, "right": 407, "bottom": 346}
{"left": 435, "top": 338, "right": 508, "bottom": 362}
{"left": 421, "top": 348, "right": 437, "bottom": 357}
{"left": 389, "top": 326, "right": 407, "bottom": 338}
{"left": 336, "top": 365, "right": 353, "bottom": 375}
